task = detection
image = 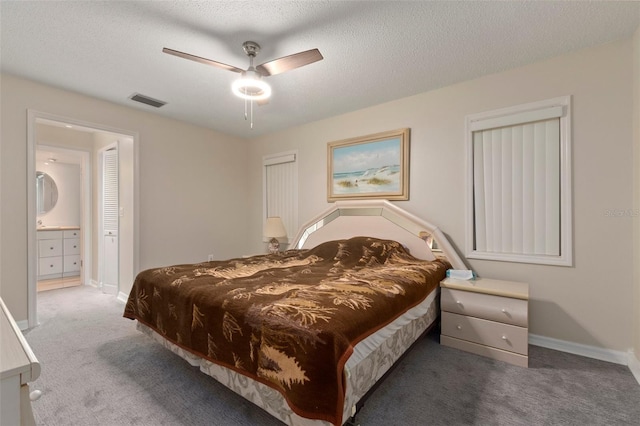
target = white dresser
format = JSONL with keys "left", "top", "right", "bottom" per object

{"left": 37, "top": 228, "right": 81, "bottom": 279}
{"left": 0, "top": 299, "right": 40, "bottom": 426}
{"left": 440, "top": 277, "right": 529, "bottom": 367}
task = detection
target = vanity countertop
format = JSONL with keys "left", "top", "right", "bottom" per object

{"left": 37, "top": 226, "right": 80, "bottom": 231}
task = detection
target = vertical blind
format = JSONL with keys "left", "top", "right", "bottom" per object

{"left": 103, "top": 148, "right": 119, "bottom": 233}
{"left": 264, "top": 153, "right": 297, "bottom": 241}
{"left": 472, "top": 118, "right": 560, "bottom": 256}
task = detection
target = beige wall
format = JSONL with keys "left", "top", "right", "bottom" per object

{"left": 0, "top": 73, "right": 249, "bottom": 321}
{"left": 247, "top": 39, "right": 636, "bottom": 352}
{"left": 633, "top": 26, "right": 640, "bottom": 364}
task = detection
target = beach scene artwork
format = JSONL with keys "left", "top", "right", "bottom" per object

{"left": 331, "top": 137, "right": 403, "bottom": 197}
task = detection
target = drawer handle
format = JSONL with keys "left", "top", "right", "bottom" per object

{"left": 456, "top": 325, "right": 462, "bottom": 330}
{"left": 30, "top": 389, "right": 42, "bottom": 401}
{"left": 501, "top": 308, "right": 512, "bottom": 318}
{"left": 50, "top": 265, "right": 54, "bottom": 268}
{"left": 456, "top": 300, "right": 462, "bottom": 306}
{"left": 50, "top": 247, "right": 54, "bottom": 250}
{"left": 501, "top": 335, "right": 507, "bottom": 340}
{"left": 73, "top": 245, "right": 77, "bottom": 248}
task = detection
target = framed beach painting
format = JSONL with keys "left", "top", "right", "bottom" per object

{"left": 327, "top": 128, "right": 410, "bottom": 201}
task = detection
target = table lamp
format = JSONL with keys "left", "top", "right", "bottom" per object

{"left": 264, "top": 216, "right": 287, "bottom": 254}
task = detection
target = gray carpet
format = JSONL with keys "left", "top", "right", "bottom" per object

{"left": 24, "top": 285, "right": 640, "bottom": 426}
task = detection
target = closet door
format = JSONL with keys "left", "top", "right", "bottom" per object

{"left": 101, "top": 148, "right": 118, "bottom": 295}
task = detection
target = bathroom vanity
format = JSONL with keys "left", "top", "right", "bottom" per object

{"left": 37, "top": 227, "right": 81, "bottom": 280}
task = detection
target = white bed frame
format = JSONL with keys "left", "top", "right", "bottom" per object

{"left": 291, "top": 200, "right": 466, "bottom": 269}
{"left": 139, "top": 200, "right": 468, "bottom": 425}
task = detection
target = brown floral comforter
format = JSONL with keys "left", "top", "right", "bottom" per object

{"left": 123, "top": 236, "right": 449, "bottom": 425}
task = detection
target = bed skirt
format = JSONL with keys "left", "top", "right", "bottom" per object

{"left": 136, "top": 288, "right": 439, "bottom": 425}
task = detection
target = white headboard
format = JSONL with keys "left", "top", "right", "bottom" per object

{"left": 290, "top": 200, "right": 467, "bottom": 270}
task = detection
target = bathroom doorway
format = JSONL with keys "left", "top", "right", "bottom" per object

{"left": 27, "top": 111, "right": 138, "bottom": 328}
{"left": 35, "top": 144, "right": 88, "bottom": 292}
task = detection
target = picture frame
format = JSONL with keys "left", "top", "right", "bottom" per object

{"left": 327, "top": 128, "right": 410, "bottom": 201}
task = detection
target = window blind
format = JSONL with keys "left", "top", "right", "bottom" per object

{"left": 264, "top": 153, "right": 297, "bottom": 241}
{"left": 472, "top": 118, "right": 560, "bottom": 256}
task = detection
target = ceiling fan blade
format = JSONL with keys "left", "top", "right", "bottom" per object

{"left": 256, "top": 48, "right": 323, "bottom": 77}
{"left": 162, "top": 47, "right": 243, "bottom": 73}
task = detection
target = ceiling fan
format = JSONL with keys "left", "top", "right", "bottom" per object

{"left": 163, "top": 41, "right": 322, "bottom": 128}
{"left": 163, "top": 41, "right": 323, "bottom": 109}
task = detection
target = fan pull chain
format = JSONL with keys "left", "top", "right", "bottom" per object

{"left": 241, "top": 86, "right": 255, "bottom": 129}
{"left": 244, "top": 89, "right": 248, "bottom": 121}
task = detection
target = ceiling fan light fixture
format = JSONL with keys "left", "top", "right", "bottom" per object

{"left": 164, "top": 40, "right": 322, "bottom": 129}
{"left": 232, "top": 70, "right": 271, "bottom": 101}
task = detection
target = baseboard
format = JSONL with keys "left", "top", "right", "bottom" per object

{"left": 628, "top": 351, "right": 640, "bottom": 386}
{"left": 117, "top": 291, "right": 128, "bottom": 304}
{"left": 17, "top": 319, "right": 30, "bottom": 331}
{"left": 529, "top": 334, "right": 629, "bottom": 365}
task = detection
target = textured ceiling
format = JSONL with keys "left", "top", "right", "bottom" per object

{"left": 1, "top": 1, "right": 639, "bottom": 138}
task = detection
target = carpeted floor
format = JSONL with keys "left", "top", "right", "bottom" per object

{"left": 24, "top": 285, "right": 640, "bottom": 426}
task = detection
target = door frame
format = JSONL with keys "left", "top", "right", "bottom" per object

{"left": 27, "top": 109, "right": 139, "bottom": 328}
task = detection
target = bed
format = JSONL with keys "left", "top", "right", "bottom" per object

{"left": 123, "top": 200, "right": 467, "bottom": 425}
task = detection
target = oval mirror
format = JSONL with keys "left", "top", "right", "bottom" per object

{"left": 36, "top": 171, "right": 58, "bottom": 214}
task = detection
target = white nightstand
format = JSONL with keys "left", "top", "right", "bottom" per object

{"left": 440, "top": 277, "right": 529, "bottom": 367}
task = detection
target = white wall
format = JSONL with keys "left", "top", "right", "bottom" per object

{"left": 247, "top": 39, "right": 636, "bottom": 353}
{"left": 37, "top": 122, "right": 94, "bottom": 150}
{"left": 36, "top": 161, "right": 81, "bottom": 227}
{"left": 0, "top": 73, "right": 249, "bottom": 321}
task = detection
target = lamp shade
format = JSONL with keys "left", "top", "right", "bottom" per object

{"left": 264, "top": 216, "right": 287, "bottom": 239}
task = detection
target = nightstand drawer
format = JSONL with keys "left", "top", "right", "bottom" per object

{"left": 441, "top": 287, "right": 527, "bottom": 327}
{"left": 441, "top": 311, "right": 528, "bottom": 355}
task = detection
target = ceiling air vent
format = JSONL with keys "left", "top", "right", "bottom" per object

{"left": 129, "top": 93, "right": 166, "bottom": 108}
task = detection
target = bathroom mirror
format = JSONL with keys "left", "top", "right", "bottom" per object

{"left": 36, "top": 171, "right": 58, "bottom": 214}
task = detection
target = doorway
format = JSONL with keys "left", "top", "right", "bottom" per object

{"left": 27, "top": 110, "right": 138, "bottom": 328}
{"left": 35, "top": 144, "right": 89, "bottom": 293}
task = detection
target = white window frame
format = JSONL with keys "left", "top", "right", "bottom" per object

{"left": 262, "top": 150, "right": 298, "bottom": 247}
{"left": 465, "top": 96, "right": 572, "bottom": 266}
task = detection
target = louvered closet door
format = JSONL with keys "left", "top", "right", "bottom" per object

{"left": 103, "top": 149, "right": 119, "bottom": 235}
{"left": 102, "top": 148, "right": 118, "bottom": 294}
